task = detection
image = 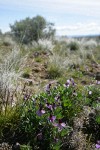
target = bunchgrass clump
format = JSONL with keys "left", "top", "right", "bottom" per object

{"left": 68, "top": 41, "right": 79, "bottom": 51}
{"left": 32, "top": 39, "right": 54, "bottom": 54}
{"left": 0, "top": 46, "right": 27, "bottom": 112}
{"left": 47, "top": 54, "right": 68, "bottom": 79}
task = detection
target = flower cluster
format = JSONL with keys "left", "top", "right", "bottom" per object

{"left": 34, "top": 83, "right": 70, "bottom": 147}
{"left": 36, "top": 102, "right": 66, "bottom": 131}
{"left": 64, "top": 78, "right": 76, "bottom": 88}
{"left": 18, "top": 79, "right": 100, "bottom": 149}
{"left": 35, "top": 81, "right": 79, "bottom": 132}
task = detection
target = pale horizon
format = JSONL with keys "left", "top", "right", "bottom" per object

{"left": 0, "top": 0, "right": 100, "bottom": 36}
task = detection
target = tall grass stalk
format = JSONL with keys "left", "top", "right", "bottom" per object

{"left": 0, "top": 46, "right": 27, "bottom": 113}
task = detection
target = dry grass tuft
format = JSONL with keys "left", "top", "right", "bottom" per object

{"left": 0, "top": 46, "right": 27, "bottom": 109}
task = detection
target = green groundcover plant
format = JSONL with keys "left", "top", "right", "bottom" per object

{"left": 0, "top": 79, "right": 100, "bottom": 149}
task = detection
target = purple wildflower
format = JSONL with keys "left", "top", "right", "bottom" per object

{"left": 45, "top": 103, "right": 53, "bottom": 110}
{"left": 54, "top": 95, "right": 60, "bottom": 102}
{"left": 37, "top": 107, "right": 45, "bottom": 116}
{"left": 52, "top": 103, "right": 56, "bottom": 109}
{"left": 49, "top": 114, "right": 56, "bottom": 122}
{"left": 64, "top": 79, "right": 71, "bottom": 88}
{"left": 23, "top": 94, "right": 28, "bottom": 100}
{"left": 54, "top": 137, "right": 59, "bottom": 143}
{"left": 70, "top": 78, "right": 76, "bottom": 86}
{"left": 45, "top": 83, "right": 51, "bottom": 93}
{"left": 96, "top": 141, "right": 100, "bottom": 149}
{"left": 64, "top": 78, "right": 76, "bottom": 87}
{"left": 67, "top": 79, "right": 71, "bottom": 84}
{"left": 53, "top": 119, "right": 66, "bottom": 131}
{"left": 23, "top": 93, "right": 31, "bottom": 101}
{"left": 96, "top": 80, "right": 100, "bottom": 85}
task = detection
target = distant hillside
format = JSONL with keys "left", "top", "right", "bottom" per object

{"left": 56, "top": 34, "right": 100, "bottom": 41}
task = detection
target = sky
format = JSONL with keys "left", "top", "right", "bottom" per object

{"left": 0, "top": 0, "right": 100, "bottom": 36}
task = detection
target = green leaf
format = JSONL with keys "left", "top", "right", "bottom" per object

{"left": 96, "top": 115, "right": 100, "bottom": 124}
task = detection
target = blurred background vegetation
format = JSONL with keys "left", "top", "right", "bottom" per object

{"left": 0, "top": 15, "right": 100, "bottom": 150}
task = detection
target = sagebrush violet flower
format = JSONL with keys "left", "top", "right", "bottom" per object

{"left": 96, "top": 141, "right": 100, "bottom": 149}
{"left": 53, "top": 119, "right": 66, "bottom": 131}
{"left": 64, "top": 79, "right": 71, "bottom": 88}
{"left": 45, "top": 103, "right": 53, "bottom": 110}
{"left": 64, "top": 78, "right": 76, "bottom": 87}
{"left": 54, "top": 95, "right": 60, "bottom": 102}
{"left": 70, "top": 78, "right": 76, "bottom": 86}
{"left": 37, "top": 107, "right": 45, "bottom": 116}
{"left": 49, "top": 114, "right": 56, "bottom": 122}
{"left": 96, "top": 80, "right": 100, "bottom": 85}
{"left": 52, "top": 102, "right": 56, "bottom": 109}
{"left": 23, "top": 94, "right": 29, "bottom": 100}
{"left": 45, "top": 83, "right": 51, "bottom": 93}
